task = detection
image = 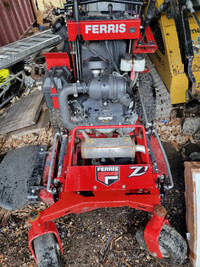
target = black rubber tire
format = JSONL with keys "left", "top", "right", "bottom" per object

{"left": 0, "top": 146, "right": 39, "bottom": 210}
{"left": 135, "top": 224, "right": 148, "bottom": 251}
{"left": 49, "top": 108, "right": 64, "bottom": 133}
{"left": 136, "top": 224, "right": 187, "bottom": 266}
{"left": 33, "top": 233, "right": 63, "bottom": 267}
{"left": 135, "top": 72, "right": 156, "bottom": 125}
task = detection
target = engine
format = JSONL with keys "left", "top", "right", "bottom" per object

{"left": 71, "top": 53, "right": 138, "bottom": 126}
{"left": 44, "top": 1, "right": 149, "bottom": 133}
{"left": 43, "top": 64, "right": 138, "bottom": 131}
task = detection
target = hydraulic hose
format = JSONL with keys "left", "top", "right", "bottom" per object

{"left": 192, "top": 11, "right": 200, "bottom": 29}
{"left": 58, "top": 83, "right": 87, "bottom": 130}
{"left": 105, "top": 41, "right": 120, "bottom": 73}
{"left": 186, "top": 0, "right": 200, "bottom": 30}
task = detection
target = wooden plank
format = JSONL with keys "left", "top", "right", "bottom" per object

{"left": 185, "top": 162, "right": 200, "bottom": 267}
{"left": 0, "top": 90, "right": 44, "bottom": 134}
{"left": 12, "top": 104, "right": 49, "bottom": 136}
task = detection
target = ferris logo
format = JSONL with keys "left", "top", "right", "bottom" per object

{"left": 96, "top": 166, "right": 119, "bottom": 186}
{"left": 85, "top": 24, "right": 126, "bottom": 34}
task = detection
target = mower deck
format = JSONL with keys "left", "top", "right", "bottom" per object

{"left": 26, "top": 124, "right": 170, "bottom": 262}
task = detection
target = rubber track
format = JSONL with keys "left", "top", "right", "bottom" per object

{"left": 145, "top": 55, "right": 172, "bottom": 120}
{"left": 136, "top": 72, "right": 156, "bottom": 124}
{"left": 49, "top": 108, "right": 64, "bottom": 133}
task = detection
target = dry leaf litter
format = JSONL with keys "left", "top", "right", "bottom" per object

{"left": 0, "top": 97, "right": 195, "bottom": 267}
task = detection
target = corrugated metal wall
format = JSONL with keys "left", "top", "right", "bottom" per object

{"left": 0, "top": 0, "right": 35, "bottom": 46}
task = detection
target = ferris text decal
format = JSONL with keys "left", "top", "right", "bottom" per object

{"left": 85, "top": 24, "right": 126, "bottom": 34}
{"left": 96, "top": 166, "right": 119, "bottom": 186}
{"left": 128, "top": 166, "right": 148, "bottom": 177}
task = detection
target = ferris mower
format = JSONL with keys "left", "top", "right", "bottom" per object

{"left": 0, "top": 0, "right": 187, "bottom": 266}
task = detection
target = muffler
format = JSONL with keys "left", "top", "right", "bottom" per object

{"left": 81, "top": 136, "right": 145, "bottom": 159}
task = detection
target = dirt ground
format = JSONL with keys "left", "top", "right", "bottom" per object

{"left": 0, "top": 141, "right": 192, "bottom": 267}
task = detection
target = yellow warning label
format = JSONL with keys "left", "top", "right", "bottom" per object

{"left": 0, "top": 69, "right": 10, "bottom": 85}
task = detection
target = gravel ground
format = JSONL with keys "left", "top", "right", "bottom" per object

{"left": 0, "top": 142, "right": 192, "bottom": 267}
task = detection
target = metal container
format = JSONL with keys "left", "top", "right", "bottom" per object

{"left": 0, "top": 0, "right": 35, "bottom": 47}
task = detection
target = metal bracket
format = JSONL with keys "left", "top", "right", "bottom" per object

{"left": 47, "top": 133, "right": 67, "bottom": 193}
{"left": 28, "top": 146, "right": 48, "bottom": 201}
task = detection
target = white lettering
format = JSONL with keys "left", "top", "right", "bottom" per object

{"left": 108, "top": 24, "right": 115, "bottom": 33}
{"left": 116, "top": 24, "right": 119, "bottom": 33}
{"left": 97, "top": 166, "right": 119, "bottom": 172}
{"left": 100, "top": 24, "right": 107, "bottom": 33}
{"left": 128, "top": 166, "right": 148, "bottom": 177}
{"left": 92, "top": 25, "right": 99, "bottom": 33}
{"left": 85, "top": 25, "right": 92, "bottom": 34}
{"left": 119, "top": 24, "right": 126, "bottom": 33}
{"left": 85, "top": 24, "right": 126, "bottom": 34}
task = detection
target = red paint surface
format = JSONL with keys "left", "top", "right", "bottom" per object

{"left": 67, "top": 19, "right": 141, "bottom": 41}
{"left": 44, "top": 53, "right": 71, "bottom": 109}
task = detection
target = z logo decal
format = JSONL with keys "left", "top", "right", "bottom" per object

{"left": 128, "top": 166, "right": 148, "bottom": 177}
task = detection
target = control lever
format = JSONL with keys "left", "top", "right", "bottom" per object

{"left": 186, "top": 0, "right": 200, "bottom": 30}
{"left": 108, "top": 4, "right": 113, "bottom": 19}
{"left": 142, "top": 0, "right": 156, "bottom": 37}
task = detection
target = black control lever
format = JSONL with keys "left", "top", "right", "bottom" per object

{"left": 186, "top": 0, "right": 200, "bottom": 29}
{"left": 142, "top": 0, "right": 156, "bottom": 37}
{"left": 108, "top": 4, "right": 113, "bottom": 19}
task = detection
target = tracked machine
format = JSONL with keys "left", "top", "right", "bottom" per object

{"left": 0, "top": 0, "right": 187, "bottom": 266}
{"left": 149, "top": 0, "right": 200, "bottom": 105}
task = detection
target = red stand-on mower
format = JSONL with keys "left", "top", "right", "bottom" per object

{"left": 0, "top": 0, "right": 187, "bottom": 266}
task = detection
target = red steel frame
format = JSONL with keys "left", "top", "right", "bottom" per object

{"left": 29, "top": 125, "right": 168, "bottom": 261}
{"left": 67, "top": 19, "right": 141, "bottom": 41}
{"left": 29, "top": 13, "right": 166, "bottom": 264}
{"left": 44, "top": 53, "right": 71, "bottom": 109}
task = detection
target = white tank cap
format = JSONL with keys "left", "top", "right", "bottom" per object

{"left": 120, "top": 53, "right": 133, "bottom": 72}
{"left": 133, "top": 54, "right": 145, "bottom": 72}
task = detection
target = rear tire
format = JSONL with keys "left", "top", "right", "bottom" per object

{"left": 33, "top": 233, "right": 63, "bottom": 267}
{"left": 136, "top": 224, "right": 187, "bottom": 266}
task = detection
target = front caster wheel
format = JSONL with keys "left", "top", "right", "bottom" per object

{"left": 136, "top": 224, "right": 187, "bottom": 266}
{"left": 33, "top": 233, "right": 63, "bottom": 267}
